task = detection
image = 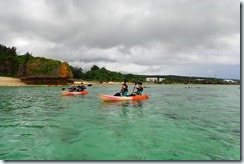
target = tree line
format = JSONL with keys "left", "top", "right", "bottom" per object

{"left": 0, "top": 44, "right": 33, "bottom": 77}
{"left": 70, "top": 65, "right": 145, "bottom": 83}
{"left": 0, "top": 44, "right": 145, "bottom": 82}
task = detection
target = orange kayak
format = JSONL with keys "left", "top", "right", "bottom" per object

{"left": 100, "top": 94, "right": 149, "bottom": 101}
{"left": 61, "top": 90, "right": 88, "bottom": 96}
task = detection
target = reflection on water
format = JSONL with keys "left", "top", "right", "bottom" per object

{"left": 101, "top": 100, "right": 144, "bottom": 108}
{"left": 101, "top": 101, "right": 130, "bottom": 107}
{"left": 100, "top": 100, "right": 145, "bottom": 118}
{"left": 132, "top": 100, "right": 143, "bottom": 108}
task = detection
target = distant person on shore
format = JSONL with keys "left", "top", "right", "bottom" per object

{"left": 77, "top": 82, "right": 86, "bottom": 92}
{"left": 114, "top": 83, "right": 128, "bottom": 96}
{"left": 135, "top": 82, "right": 143, "bottom": 95}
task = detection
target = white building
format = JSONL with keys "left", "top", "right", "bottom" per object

{"left": 146, "top": 77, "right": 158, "bottom": 82}
{"left": 146, "top": 77, "right": 165, "bottom": 82}
{"left": 159, "top": 78, "right": 165, "bottom": 82}
{"left": 223, "top": 79, "right": 237, "bottom": 83}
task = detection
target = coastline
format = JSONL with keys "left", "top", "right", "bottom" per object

{"left": 0, "top": 77, "right": 127, "bottom": 87}
{"left": 0, "top": 76, "right": 239, "bottom": 87}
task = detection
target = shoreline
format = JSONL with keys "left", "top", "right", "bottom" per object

{"left": 0, "top": 76, "right": 239, "bottom": 87}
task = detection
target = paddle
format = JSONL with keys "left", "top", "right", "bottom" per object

{"left": 131, "top": 81, "right": 137, "bottom": 95}
{"left": 124, "top": 77, "right": 128, "bottom": 84}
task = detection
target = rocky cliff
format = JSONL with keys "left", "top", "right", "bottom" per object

{"left": 18, "top": 57, "right": 73, "bottom": 84}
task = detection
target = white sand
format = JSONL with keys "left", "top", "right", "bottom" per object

{"left": 0, "top": 77, "right": 134, "bottom": 86}
{"left": 0, "top": 76, "right": 27, "bottom": 86}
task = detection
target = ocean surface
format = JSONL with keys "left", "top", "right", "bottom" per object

{"left": 0, "top": 85, "right": 240, "bottom": 160}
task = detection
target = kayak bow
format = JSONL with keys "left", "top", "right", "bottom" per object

{"left": 100, "top": 94, "right": 149, "bottom": 101}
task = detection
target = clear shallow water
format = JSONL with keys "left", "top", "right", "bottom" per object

{"left": 0, "top": 85, "right": 240, "bottom": 160}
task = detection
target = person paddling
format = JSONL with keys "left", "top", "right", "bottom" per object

{"left": 77, "top": 82, "right": 87, "bottom": 92}
{"left": 69, "top": 84, "right": 77, "bottom": 92}
{"left": 135, "top": 82, "right": 143, "bottom": 95}
{"left": 121, "top": 83, "right": 128, "bottom": 96}
{"left": 114, "top": 83, "right": 128, "bottom": 96}
{"left": 128, "top": 81, "right": 144, "bottom": 96}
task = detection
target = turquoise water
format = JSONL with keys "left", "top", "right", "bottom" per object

{"left": 0, "top": 85, "right": 240, "bottom": 160}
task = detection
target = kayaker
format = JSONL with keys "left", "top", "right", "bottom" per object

{"left": 69, "top": 84, "right": 77, "bottom": 92}
{"left": 135, "top": 82, "right": 143, "bottom": 95}
{"left": 77, "top": 82, "right": 86, "bottom": 92}
{"left": 121, "top": 83, "right": 128, "bottom": 96}
{"left": 114, "top": 83, "right": 128, "bottom": 96}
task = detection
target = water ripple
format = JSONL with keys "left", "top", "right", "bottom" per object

{"left": 0, "top": 85, "right": 240, "bottom": 160}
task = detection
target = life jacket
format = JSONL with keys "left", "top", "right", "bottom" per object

{"left": 121, "top": 88, "right": 128, "bottom": 96}
{"left": 136, "top": 87, "right": 143, "bottom": 95}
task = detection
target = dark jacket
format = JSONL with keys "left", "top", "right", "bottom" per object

{"left": 77, "top": 85, "right": 86, "bottom": 91}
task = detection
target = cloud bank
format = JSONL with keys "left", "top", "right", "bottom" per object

{"left": 0, "top": 0, "right": 240, "bottom": 79}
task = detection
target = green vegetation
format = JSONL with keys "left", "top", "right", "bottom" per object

{"left": 70, "top": 66, "right": 240, "bottom": 85}
{"left": 0, "top": 44, "right": 19, "bottom": 76}
{"left": 72, "top": 65, "right": 145, "bottom": 83}
{"left": 17, "top": 52, "right": 33, "bottom": 65}
{"left": 26, "top": 57, "right": 61, "bottom": 77}
{"left": 70, "top": 66, "right": 85, "bottom": 79}
{"left": 0, "top": 44, "right": 73, "bottom": 80}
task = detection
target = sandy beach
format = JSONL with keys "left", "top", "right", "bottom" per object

{"left": 0, "top": 77, "right": 129, "bottom": 87}
{"left": 0, "top": 76, "right": 28, "bottom": 86}
{"left": 0, "top": 77, "right": 127, "bottom": 87}
{"left": 73, "top": 81, "right": 134, "bottom": 85}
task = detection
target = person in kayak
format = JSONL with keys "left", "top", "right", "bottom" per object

{"left": 114, "top": 83, "right": 128, "bottom": 96}
{"left": 135, "top": 82, "right": 143, "bottom": 95}
{"left": 121, "top": 83, "right": 128, "bottom": 96}
{"left": 69, "top": 84, "right": 77, "bottom": 92}
{"left": 77, "top": 82, "right": 86, "bottom": 92}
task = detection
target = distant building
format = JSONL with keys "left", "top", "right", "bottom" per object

{"left": 146, "top": 77, "right": 158, "bottom": 82}
{"left": 159, "top": 78, "right": 165, "bottom": 82}
{"left": 223, "top": 79, "right": 237, "bottom": 83}
{"left": 146, "top": 77, "right": 165, "bottom": 82}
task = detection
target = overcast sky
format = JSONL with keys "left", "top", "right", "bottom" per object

{"left": 0, "top": 0, "right": 240, "bottom": 79}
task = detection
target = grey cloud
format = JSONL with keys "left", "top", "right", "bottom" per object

{"left": 0, "top": 0, "right": 240, "bottom": 79}
{"left": 1, "top": 0, "right": 238, "bottom": 50}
